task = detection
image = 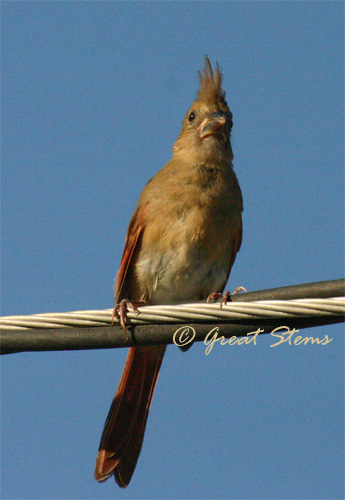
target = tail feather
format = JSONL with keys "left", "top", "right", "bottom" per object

{"left": 95, "top": 345, "right": 166, "bottom": 487}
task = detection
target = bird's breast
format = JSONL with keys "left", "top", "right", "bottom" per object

{"left": 134, "top": 173, "right": 242, "bottom": 304}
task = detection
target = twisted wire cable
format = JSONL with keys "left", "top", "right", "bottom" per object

{"left": 1, "top": 297, "right": 344, "bottom": 331}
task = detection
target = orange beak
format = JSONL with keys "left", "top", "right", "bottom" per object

{"left": 198, "top": 111, "right": 227, "bottom": 140}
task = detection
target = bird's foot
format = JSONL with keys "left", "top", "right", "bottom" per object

{"left": 112, "top": 299, "right": 146, "bottom": 338}
{"left": 207, "top": 286, "right": 247, "bottom": 308}
{"left": 232, "top": 286, "right": 247, "bottom": 296}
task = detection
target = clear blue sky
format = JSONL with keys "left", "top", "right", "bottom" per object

{"left": 2, "top": 2, "right": 344, "bottom": 499}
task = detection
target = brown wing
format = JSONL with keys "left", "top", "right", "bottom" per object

{"left": 115, "top": 202, "right": 149, "bottom": 303}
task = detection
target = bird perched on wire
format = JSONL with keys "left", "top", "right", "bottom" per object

{"left": 95, "top": 56, "right": 243, "bottom": 488}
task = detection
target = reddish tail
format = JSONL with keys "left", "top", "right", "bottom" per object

{"left": 95, "top": 345, "right": 166, "bottom": 488}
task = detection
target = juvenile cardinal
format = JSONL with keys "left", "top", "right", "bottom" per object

{"left": 95, "top": 57, "right": 243, "bottom": 487}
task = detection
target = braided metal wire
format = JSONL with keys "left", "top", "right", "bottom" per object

{"left": 1, "top": 297, "right": 344, "bottom": 331}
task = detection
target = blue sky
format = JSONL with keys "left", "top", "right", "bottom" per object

{"left": 1, "top": 2, "right": 344, "bottom": 499}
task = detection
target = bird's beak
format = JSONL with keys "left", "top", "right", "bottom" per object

{"left": 198, "top": 111, "right": 227, "bottom": 140}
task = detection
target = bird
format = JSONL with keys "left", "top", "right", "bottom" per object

{"left": 94, "top": 56, "right": 243, "bottom": 488}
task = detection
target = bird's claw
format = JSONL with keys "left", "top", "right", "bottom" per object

{"left": 112, "top": 299, "right": 145, "bottom": 339}
{"left": 207, "top": 286, "right": 247, "bottom": 308}
{"left": 232, "top": 286, "right": 247, "bottom": 295}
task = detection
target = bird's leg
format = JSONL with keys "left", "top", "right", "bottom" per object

{"left": 207, "top": 287, "right": 247, "bottom": 308}
{"left": 112, "top": 299, "right": 146, "bottom": 338}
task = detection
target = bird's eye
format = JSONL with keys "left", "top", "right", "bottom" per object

{"left": 188, "top": 111, "right": 196, "bottom": 122}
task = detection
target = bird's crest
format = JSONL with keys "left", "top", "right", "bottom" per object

{"left": 197, "top": 56, "right": 226, "bottom": 105}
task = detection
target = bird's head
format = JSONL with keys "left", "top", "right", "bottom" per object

{"left": 173, "top": 57, "right": 233, "bottom": 162}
